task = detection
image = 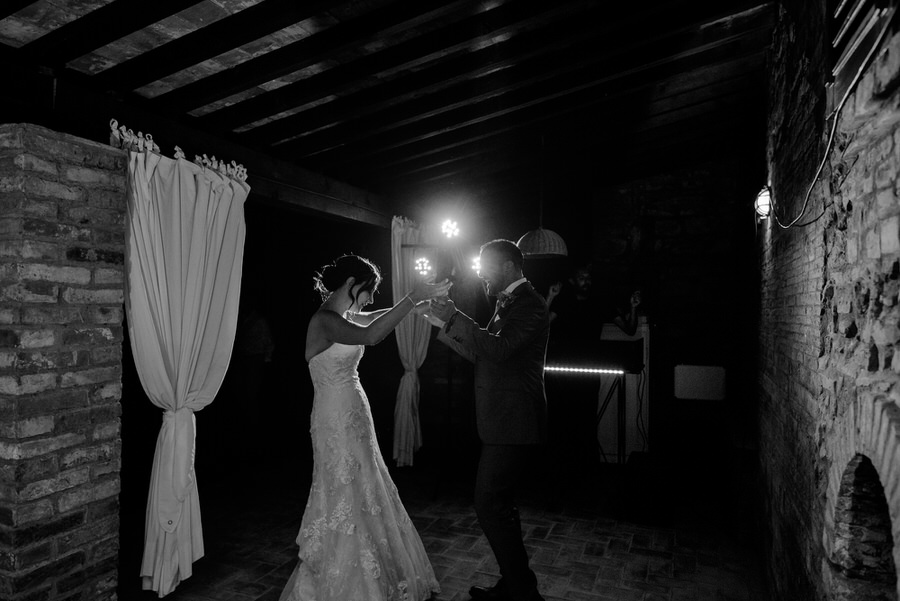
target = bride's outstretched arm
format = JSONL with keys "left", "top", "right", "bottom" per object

{"left": 317, "top": 279, "right": 451, "bottom": 346}
{"left": 350, "top": 295, "right": 442, "bottom": 326}
{"left": 347, "top": 308, "right": 391, "bottom": 325}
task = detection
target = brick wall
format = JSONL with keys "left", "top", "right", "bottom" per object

{"left": 762, "top": 1, "right": 900, "bottom": 598}
{"left": 0, "top": 124, "right": 125, "bottom": 600}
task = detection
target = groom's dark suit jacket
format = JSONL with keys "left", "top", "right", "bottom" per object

{"left": 438, "top": 281, "right": 550, "bottom": 444}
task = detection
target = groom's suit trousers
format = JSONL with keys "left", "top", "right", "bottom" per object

{"left": 475, "top": 443, "right": 541, "bottom": 601}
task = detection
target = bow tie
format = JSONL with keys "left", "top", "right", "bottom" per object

{"left": 497, "top": 290, "right": 514, "bottom": 309}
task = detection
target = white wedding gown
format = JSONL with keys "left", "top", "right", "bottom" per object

{"left": 279, "top": 342, "right": 440, "bottom": 601}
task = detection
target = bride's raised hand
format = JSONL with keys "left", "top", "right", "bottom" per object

{"left": 409, "top": 278, "right": 452, "bottom": 303}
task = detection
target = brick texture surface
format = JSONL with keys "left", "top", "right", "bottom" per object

{"left": 761, "top": 2, "right": 900, "bottom": 600}
{"left": 0, "top": 123, "right": 125, "bottom": 601}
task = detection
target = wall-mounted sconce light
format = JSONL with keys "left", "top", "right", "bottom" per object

{"left": 755, "top": 186, "right": 771, "bottom": 219}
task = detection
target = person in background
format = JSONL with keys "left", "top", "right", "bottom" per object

{"left": 611, "top": 288, "right": 642, "bottom": 337}
{"left": 549, "top": 262, "right": 642, "bottom": 338}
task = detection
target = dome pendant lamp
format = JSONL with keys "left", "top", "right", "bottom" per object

{"left": 516, "top": 226, "right": 568, "bottom": 258}
{"left": 516, "top": 137, "right": 568, "bottom": 258}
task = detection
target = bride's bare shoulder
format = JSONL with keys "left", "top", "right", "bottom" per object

{"left": 306, "top": 309, "right": 338, "bottom": 361}
{"left": 308, "top": 308, "right": 340, "bottom": 331}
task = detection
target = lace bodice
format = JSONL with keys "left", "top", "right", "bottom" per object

{"left": 308, "top": 343, "right": 364, "bottom": 390}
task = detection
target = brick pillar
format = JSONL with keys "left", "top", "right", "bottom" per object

{"left": 0, "top": 123, "right": 126, "bottom": 600}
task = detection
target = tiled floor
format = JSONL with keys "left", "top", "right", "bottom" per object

{"left": 124, "top": 450, "right": 767, "bottom": 601}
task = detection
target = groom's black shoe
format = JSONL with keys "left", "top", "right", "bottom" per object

{"left": 469, "top": 583, "right": 509, "bottom": 600}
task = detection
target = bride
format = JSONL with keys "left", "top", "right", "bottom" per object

{"left": 279, "top": 254, "right": 451, "bottom": 601}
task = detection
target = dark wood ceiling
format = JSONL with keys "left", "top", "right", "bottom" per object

{"left": 0, "top": 0, "right": 774, "bottom": 241}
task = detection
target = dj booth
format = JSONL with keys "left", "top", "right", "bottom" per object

{"left": 545, "top": 317, "right": 650, "bottom": 464}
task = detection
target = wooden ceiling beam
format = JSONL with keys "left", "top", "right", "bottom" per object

{"left": 365, "top": 97, "right": 757, "bottom": 193}
{"left": 237, "top": 9, "right": 612, "bottom": 147}
{"left": 302, "top": 28, "right": 770, "bottom": 171}
{"left": 387, "top": 108, "right": 761, "bottom": 203}
{"left": 235, "top": 0, "right": 720, "bottom": 145}
{"left": 0, "top": 1, "right": 40, "bottom": 21}
{"left": 274, "top": 19, "right": 768, "bottom": 160}
{"left": 340, "top": 73, "right": 762, "bottom": 189}
{"left": 376, "top": 54, "right": 762, "bottom": 180}
{"left": 17, "top": 0, "right": 204, "bottom": 65}
{"left": 286, "top": 10, "right": 772, "bottom": 163}
{"left": 195, "top": 1, "right": 600, "bottom": 131}
{"left": 151, "top": 0, "right": 479, "bottom": 112}
{"left": 220, "top": 0, "right": 771, "bottom": 137}
{"left": 90, "top": 0, "right": 344, "bottom": 91}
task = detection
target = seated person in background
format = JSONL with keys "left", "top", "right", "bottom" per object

{"left": 609, "top": 288, "right": 642, "bottom": 336}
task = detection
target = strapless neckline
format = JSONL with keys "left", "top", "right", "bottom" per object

{"left": 307, "top": 341, "right": 360, "bottom": 364}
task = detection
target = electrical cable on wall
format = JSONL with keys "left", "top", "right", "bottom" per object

{"left": 793, "top": 153, "right": 859, "bottom": 227}
{"left": 774, "top": 5, "right": 898, "bottom": 229}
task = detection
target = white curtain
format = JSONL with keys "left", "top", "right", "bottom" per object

{"left": 118, "top": 124, "right": 248, "bottom": 597}
{"left": 391, "top": 216, "right": 433, "bottom": 466}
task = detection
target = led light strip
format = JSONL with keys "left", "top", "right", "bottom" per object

{"left": 544, "top": 366, "right": 624, "bottom": 375}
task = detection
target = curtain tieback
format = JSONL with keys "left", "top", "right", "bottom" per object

{"left": 157, "top": 407, "right": 196, "bottom": 533}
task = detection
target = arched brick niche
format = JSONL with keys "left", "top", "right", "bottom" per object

{"left": 822, "top": 395, "right": 900, "bottom": 600}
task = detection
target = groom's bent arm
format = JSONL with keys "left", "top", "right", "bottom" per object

{"left": 443, "top": 304, "right": 547, "bottom": 363}
{"left": 435, "top": 327, "right": 476, "bottom": 363}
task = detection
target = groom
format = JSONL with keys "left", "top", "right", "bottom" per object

{"left": 429, "top": 239, "right": 549, "bottom": 601}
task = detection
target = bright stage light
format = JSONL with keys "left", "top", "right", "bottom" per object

{"left": 471, "top": 256, "right": 480, "bottom": 273}
{"left": 441, "top": 219, "right": 460, "bottom": 238}
{"left": 415, "top": 257, "right": 432, "bottom": 276}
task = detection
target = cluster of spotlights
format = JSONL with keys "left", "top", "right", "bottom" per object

{"left": 414, "top": 219, "right": 464, "bottom": 278}
{"left": 410, "top": 219, "right": 501, "bottom": 279}
{"left": 414, "top": 257, "right": 432, "bottom": 277}
{"left": 441, "top": 219, "right": 460, "bottom": 238}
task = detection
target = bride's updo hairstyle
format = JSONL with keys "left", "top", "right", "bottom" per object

{"left": 314, "top": 254, "right": 382, "bottom": 306}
